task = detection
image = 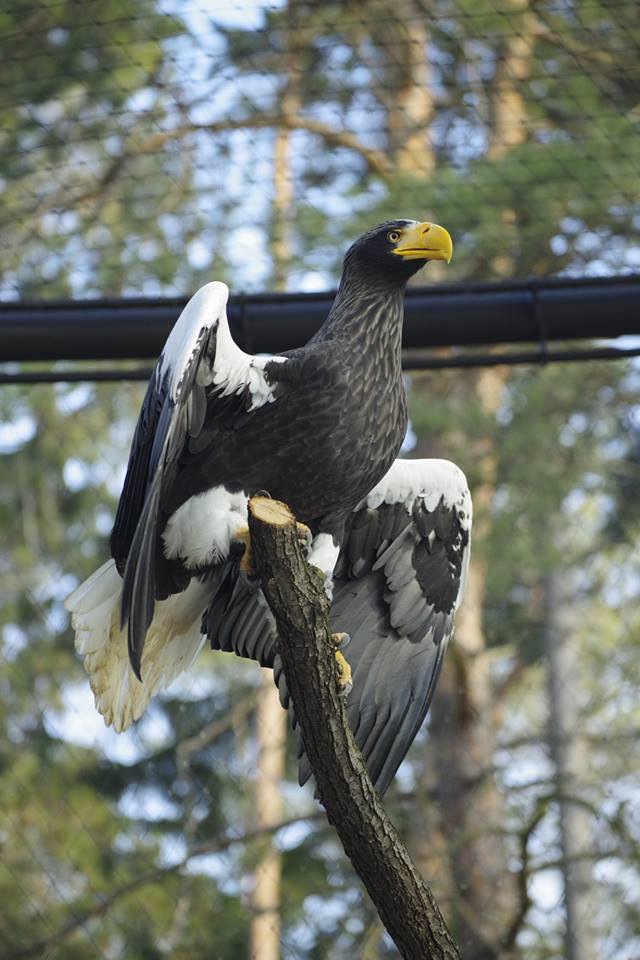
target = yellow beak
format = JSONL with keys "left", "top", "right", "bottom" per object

{"left": 392, "top": 221, "right": 453, "bottom": 264}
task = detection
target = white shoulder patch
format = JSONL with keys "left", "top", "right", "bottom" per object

{"left": 161, "top": 281, "right": 287, "bottom": 411}
{"left": 362, "top": 458, "right": 472, "bottom": 531}
{"left": 212, "top": 315, "right": 287, "bottom": 410}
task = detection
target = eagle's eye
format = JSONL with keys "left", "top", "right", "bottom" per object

{"left": 387, "top": 230, "right": 401, "bottom": 243}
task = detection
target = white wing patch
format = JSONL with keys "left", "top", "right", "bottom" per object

{"left": 212, "top": 312, "right": 287, "bottom": 410}
{"left": 362, "top": 458, "right": 472, "bottom": 532}
{"left": 162, "top": 486, "right": 249, "bottom": 569}
{"left": 67, "top": 279, "right": 293, "bottom": 730}
{"left": 162, "top": 280, "right": 286, "bottom": 410}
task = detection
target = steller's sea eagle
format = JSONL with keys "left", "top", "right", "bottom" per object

{"left": 66, "top": 219, "right": 471, "bottom": 796}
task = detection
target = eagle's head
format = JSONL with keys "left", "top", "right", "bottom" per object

{"left": 344, "top": 219, "right": 453, "bottom": 284}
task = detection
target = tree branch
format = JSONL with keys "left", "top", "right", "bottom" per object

{"left": 134, "top": 116, "right": 393, "bottom": 178}
{"left": 248, "top": 495, "right": 460, "bottom": 960}
{"left": 501, "top": 797, "right": 549, "bottom": 952}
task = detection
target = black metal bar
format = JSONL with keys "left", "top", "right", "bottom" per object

{"left": 2, "top": 345, "right": 638, "bottom": 384}
{"left": 404, "top": 345, "right": 640, "bottom": 370}
{"left": 1, "top": 274, "right": 638, "bottom": 362}
{"left": 0, "top": 369, "right": 155, "bottom": 384}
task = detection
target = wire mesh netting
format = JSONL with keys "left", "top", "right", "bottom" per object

{"left": 1, "top": 2, "right": 639, "bottom": 959}
{"left": 1, "top": 0, "right": 639, "bottom": 297}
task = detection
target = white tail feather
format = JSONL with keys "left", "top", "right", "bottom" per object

{"left": 65, "top": 561, "right": 209, "bottom": 733}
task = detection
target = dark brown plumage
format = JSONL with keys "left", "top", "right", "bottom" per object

{"left": 114, "top": 219, "right": 450, "bottom": 673}
{"left": 67, "top": 218, "right": 469, "bottom": 797}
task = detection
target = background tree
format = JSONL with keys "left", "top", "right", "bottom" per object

{"left": 1, "top": 1, "right": 638, "bottom": 958}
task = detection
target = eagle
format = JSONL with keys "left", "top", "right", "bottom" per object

{"left": 66, "top": 219, "right": 471, "bottom": 796}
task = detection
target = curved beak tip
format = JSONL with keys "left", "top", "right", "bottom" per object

{"left": 424, "top": 222, "right": 453, "bottom": 264}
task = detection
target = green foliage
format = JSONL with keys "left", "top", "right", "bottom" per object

{"left": 1, "top": 1, "right": 639, "bottom": 957}
{"left": 0, "top": 0, "right": 209, "bottom": 296}
{"left": 0, "top": 380, "right": 265, "bottom": 956}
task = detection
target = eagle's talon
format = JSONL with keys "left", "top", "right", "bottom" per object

{"left": 334, "top": 649, "right": 352, "bottom": 695}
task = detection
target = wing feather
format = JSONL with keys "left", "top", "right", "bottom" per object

{"left": 112, "top": 282, "right": 291, "bottom": 675}
{"left": 327, "top": 458, "right": 471, "bottom": 793}
{"left": 304, "top": 458, "right": 471, "bottom": 794}
{"left": 204, "top": 456, "right": 471, "bottom": 797}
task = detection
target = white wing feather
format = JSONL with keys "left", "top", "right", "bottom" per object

{"left": 363, "top": 458, "right": 472, "bottom": 530}
{"left": 68, "top": 280, "right": 288, "bottom": 730}
{"left": 66, "top": 561, "right": 211, "bottom": 733}
{"left": 162, "top": 281, "right": 284, "bottom": 409}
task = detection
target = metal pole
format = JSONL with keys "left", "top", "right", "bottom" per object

{"left": 1, "top": 275, "right": 638, "bottom": 362}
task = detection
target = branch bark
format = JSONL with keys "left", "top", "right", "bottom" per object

{"left": 248, "top": 495, "right": 460, "bottom": 960}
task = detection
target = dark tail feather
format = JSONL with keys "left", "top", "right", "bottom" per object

{"left": 121, "top": 472, "right": 162, "bottom": 680}
{"left": 202, "top": 541, "right": 245, "bottom": 647}
{"left": 297, "top": 571, "right": 444, "bottom": 796}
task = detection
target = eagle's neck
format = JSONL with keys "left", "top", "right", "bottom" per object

{"left": 320, "top": 273, "right": 406, "bottom": 358}
{"left": 314, "top": 270, "right": 409, "bottom": 511}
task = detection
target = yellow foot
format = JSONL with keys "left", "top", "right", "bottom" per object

{"left": 334, "top": 649, "right": 353, "bottom": 695}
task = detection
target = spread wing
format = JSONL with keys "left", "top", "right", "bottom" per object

{"left": 312, "top": 458, "right": 472, "bottom": 795}
{"left": 206, "top": 457, "right": 472, "bottom": 796}
{"left": 111, "top": 281, "right": 289, "bottom": 676}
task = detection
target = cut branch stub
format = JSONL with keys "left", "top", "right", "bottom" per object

{"left": 247, "top": 495, "right": 461, "bottom": 960}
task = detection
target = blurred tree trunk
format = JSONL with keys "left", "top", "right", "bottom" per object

{"left": 271, "top": 85, "right": 297, "bottom": 289}
{"left": 488, "top": 10, "right": 600, "bottom": 957}
{"left": 488, "top": 0, "right": 538, "bottom": 277}
{"left": 422, "top": 367, "right": 519, "bottom": 960}
{"left": 385, "top": 2, "right": 434, "bottom": 179}
{"left": 383, "top": 4, "right": 442, "bottom": 282}
{"left": 248, "top": 670, "right": 287, "bottom": 960}
{"left": 488, "top": 1, "right": 537, "bottom": 159}
{"left": 248, "top": 7, "right": 299, "bottom": 957}
{"left": 409, "top": 8, "right": 538, "bottom": 953}
{"left": 408, "top": 752, "right": 456, "bottom": 919}
{"left": 544, "top": 578, "right": 597, "bottom": 960}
